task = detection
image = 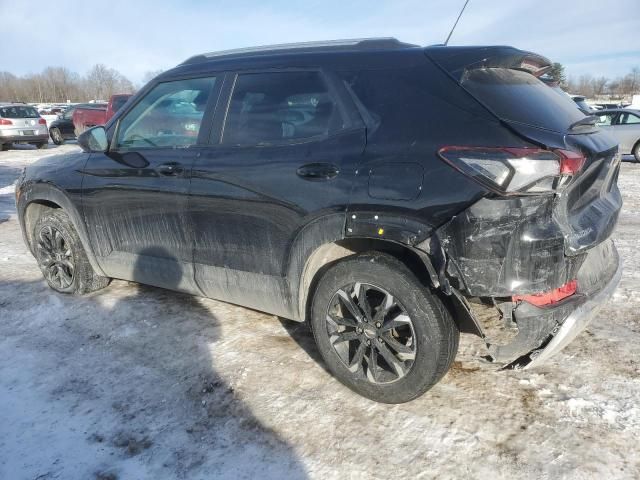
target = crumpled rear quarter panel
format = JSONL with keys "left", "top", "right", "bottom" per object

{"left": 437, "top": 195, "right": 587, "bottom": 297}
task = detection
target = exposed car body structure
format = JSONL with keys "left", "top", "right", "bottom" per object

{"left": 0, "top": 104, "right": 49, "bottom": 150}
{"left": 15, "top": 39, "right": 622, "bottom": 402}
{"left": 594, "top": 108, "right": 640, "bottom": 161}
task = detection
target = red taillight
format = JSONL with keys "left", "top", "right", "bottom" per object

{"left": 513, "top": 280, "right": 578, "bottom": 307}
{"left": 38, "top": 118, "right": 47, "bottom": 125}
{"left": 437, "top": 146, "right": 586, "bottom": 196}
{"left": 557, "top": 149, "right": 586, "bottom": 175}
{"left": 0, "top": 118, "right": 12, "bottom": 125}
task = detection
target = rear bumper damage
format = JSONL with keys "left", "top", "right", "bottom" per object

{"left": 447, "top": 238, "right": 622, "bottom": 369}
{"left": 492, "top": 239, "right": 621, "bottom": 368}
{"left": 431, "top": 178, "right": 622, "bottom": 367}
{"left": 523, "top": 253, "right": 621, "bottom": 368}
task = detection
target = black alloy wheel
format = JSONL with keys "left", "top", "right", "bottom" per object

{"left": 310, "top": 253, "right": 459, "bottom": 403}
{"left": 36, "top": 224, "right": 75, "bottom": 289}
{"left": 326, "top": 282, "right": 417, "bottom": 384}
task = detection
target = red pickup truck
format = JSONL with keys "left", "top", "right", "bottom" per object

{"left": 73, "top": 94, "right": 131, "bottom": 136}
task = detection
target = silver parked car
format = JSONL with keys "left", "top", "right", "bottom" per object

{"left": 0, "top": 104, "right": 49, "bottom": 151}
{"left": 595, "top": 108, "right": 640, "bottom": 161}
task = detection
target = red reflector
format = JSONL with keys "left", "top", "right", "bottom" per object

{"left": 557, "top": 149, "right": 586, "bottom": 175}
{"left": 513, "top": 280, "right": 578, "bottom": 307}
{"left": 38, "top": 118, "right": 47, "bottom": 125}
{"left": 0, "top": 118, "right": 12, "bottom": 125}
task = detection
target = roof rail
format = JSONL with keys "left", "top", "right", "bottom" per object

{"left": 180, "top": 37, "right": 418, "bottom": 65}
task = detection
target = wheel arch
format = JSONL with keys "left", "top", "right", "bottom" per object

{"left": 19, "top": 183, "right": 106, "bottom": 277}
{"left": 287, "top": 214, "right": 481, "bottom": 336}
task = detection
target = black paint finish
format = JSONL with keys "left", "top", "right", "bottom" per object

{"left": 16, "top": 42, "right": 622, "bottom": 335}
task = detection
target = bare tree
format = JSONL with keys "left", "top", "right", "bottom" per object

{"left": 1, "top": 64, "right": 135, "bottom": 103}
{"left": 592, "top": 76, "right": 608, "bottom": 96}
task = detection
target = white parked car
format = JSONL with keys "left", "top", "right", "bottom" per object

{"left": 595, "top": 108, "right": 640, "bottom": 161}
{"left": 0, "top": 104, "right": 49, "bottom": 150}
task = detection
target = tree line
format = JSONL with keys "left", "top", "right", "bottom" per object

{"left": 2, "top": 62, "right": 639, "bottom": 104}
{"left": 550, "top": 63, "right": 640, "bottom": 99}
{"left": 0, "top": 65, "right": 142, "bottom": 104}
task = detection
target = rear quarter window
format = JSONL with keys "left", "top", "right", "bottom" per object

{"left": 461, "top": 68, "right": 586, "bottom": 133}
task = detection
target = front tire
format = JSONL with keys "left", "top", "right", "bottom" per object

{"left": 633, "top": 141, "right": 640, "bottom": 163}
{"left": 310, "top": 252, "right": 459, "bottom": 403}
{"left": 33, "top": 209, "right": 110, "bottom": 294}
{"left": 1, "top": 143, "right": 10, "bottom": 151}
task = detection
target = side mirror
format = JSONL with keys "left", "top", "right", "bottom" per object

{"left": 78, "top": 126, "right": 108, "bottom": 153}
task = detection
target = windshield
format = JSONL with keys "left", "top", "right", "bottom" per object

{"left": 0, "top": 106, "right": 40, "bottom": 118}
{"left": 462, "top": 68, "right": 587, "bottom": 133}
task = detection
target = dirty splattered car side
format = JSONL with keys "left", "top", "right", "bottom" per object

{"left": 16, "top": 39, "right": 621, "bottom": 403}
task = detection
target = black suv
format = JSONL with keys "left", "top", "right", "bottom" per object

{"left": 16, "top": 39, "right": 622, "bottom": 403}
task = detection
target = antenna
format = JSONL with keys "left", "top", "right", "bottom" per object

{"left": 444, "top": 0, "right": 471, "bottom": 46}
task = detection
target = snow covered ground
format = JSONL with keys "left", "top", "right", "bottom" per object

{"left": 1, "top": 144, "right": 639, "bottom": 480}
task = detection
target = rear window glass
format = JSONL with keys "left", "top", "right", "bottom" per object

{"left": 462, "top": 68, "right": 586, "bottom": 132}
{"left": 573, "top": 98, "right": 592, "bottom": 113}
{"left": 111, "top": 96, "right": 129, "bottom": 113}
{"left": 0, "top": 106, "right": 40, "bottom": 118}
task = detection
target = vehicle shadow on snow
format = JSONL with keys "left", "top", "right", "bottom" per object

{"left": 278, "top": 318, "right": 332, "bottom": 376}
{"left": 92, "top": 246, "right": 309, "bottom": 478}
{"left": 20, "top": 246, "right": 310, "bottom": 479}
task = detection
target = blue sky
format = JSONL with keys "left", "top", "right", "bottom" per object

{"left": 1, "top": 0, "right": 639, "bottom": 83}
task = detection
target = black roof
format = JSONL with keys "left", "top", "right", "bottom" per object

{"left": 158, "top": 40, "right": 540, "bottom": 85}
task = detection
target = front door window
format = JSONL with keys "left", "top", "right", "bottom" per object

{"left": 116, "top": 77, "right": 216, "bottom": 149}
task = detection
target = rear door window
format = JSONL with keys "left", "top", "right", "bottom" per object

{"left": 619, "top": 112, "right": 640, "bottom": 124}
{"left": 461, "top": 68, "right": 586, "bottom": 133}
{"left": 222, "top": 71, "right": 344, "bottom": 145}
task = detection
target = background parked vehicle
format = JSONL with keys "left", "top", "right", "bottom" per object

{"left": 49, "top": 103, "right": 105, "bottom": 145}
{"left": 570, "top": 94, "right": 594, "bottom": 114}
{"left": 0, "top": 104, "right": 49, "bottom": 150}
{"left": 72, "top": 94, "right": 131, "bottom": 136}
{"left": 594, "top": 102, "right": 629, "bottom": 110}
{"left": 595, "top": 108, "right": 640, "bottom": 161}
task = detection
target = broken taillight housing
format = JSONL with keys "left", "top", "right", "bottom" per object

{"left": 437, "top": 146, "right": 586, "bottom": 196}
{"left": 513, "top": 279, "right": 578, "bottom": 307}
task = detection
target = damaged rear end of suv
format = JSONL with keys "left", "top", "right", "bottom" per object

{"left": 423, "top": 46, "right": 622, "bottom": 369}
{"left": 16, "top": 39, "right": 622, "bottom": 404}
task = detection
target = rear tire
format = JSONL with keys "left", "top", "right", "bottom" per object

{"left": 633, "top": 141, "right": 640, "bottom": 163}
{"left": 1, "top": 143, "right": 10, "bottom": 151}
{"left": 50, "top": 128, "right": 64, "bottom": 145}
{"left": 310, "top": 252, "right": 459, "bottom": 403}
{"left": 33, "top": 209, "right": 110, "bottom": 294}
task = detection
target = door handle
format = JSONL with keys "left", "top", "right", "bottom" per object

{"left": 157, "top": 162, "right": 184, "bottom": 176}
{"left": 296, "top": 163, "right": 339, "bottom": 181}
